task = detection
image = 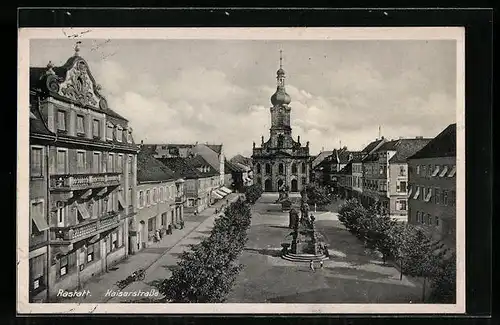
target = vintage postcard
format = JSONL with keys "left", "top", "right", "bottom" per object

{"left": 17, "top": 27, "right": 465, "bottom": 314}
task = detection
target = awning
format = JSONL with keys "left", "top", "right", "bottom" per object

{"left": 216, "top": 189, "right": 228, "bottom": 197}
{"left": 439, "top": 166, "right": 449, "bottom": 177}
{"left": 432, "top": 166, "right": 440, "bottom": 177}
{"left": 212, "top": 191, "right": 224, "bottom": 200}
{"left": 32, "top": 213, "right": 49, "bottom": 232}
{"left": 448, "top": 165, "right": 456, "bottom": 177}
{"left": 407, "top": 186, "right": 413, "bottom": 198}
{"left": 76, "top": 203, "right": 91, "bottom": 220}
{"left": 219, "top": 187, "right": 232, "bottom": 194}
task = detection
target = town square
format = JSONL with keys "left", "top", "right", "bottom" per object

{"left": 25, "top": 34, "right": 458, "bottom": 306}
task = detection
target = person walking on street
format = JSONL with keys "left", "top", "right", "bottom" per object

{"left": 319, "top": 260, "right": 324, "bottom": 269}
{"left": 309, "top": 260, "right": 315, "bottom": 272}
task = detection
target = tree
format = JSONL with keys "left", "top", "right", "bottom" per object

{"left": 158, "top": 198, "right": 252, "bottom": 303}
{"left": 305, "top": 183, "right": 332, "bottom": 207}
{"left": 429, "top": 251, "right": 456, "bottom": 303}
{"left": 244, "top": 184, "right": 263, "bottom": 204}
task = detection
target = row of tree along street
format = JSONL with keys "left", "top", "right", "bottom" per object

{"left": 338, "top": 198, "right": 456, "bottom": 303}
{"left": 128, "top": 185, "right": 263, "bottom": 303}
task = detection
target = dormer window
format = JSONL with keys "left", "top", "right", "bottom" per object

{"left": 116, "top": 125, "right": 123, "bottom": 142}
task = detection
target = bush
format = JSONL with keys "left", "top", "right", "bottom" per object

{"left": 305, "top": 183, "right": 332, "bottom": 207}
{"left": 429, "top": 251, "right": 456, "bottom": 303}
{"left": 157, "top": 198, "right": 252, "bottom": 303}
{"left": 244, "top": 184, "right": 263, "bottom": 204}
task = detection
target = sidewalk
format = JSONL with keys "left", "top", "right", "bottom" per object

{"left": 60, "top": 192, "right": 242, "bottom": 303}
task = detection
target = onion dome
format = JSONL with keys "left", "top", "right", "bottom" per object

{"left": 271, "top": 88, "right": 291, "bottom": 106}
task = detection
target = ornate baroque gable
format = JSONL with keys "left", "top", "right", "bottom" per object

{"left": 45, "top": 56, "right": 109, "bottom": 111}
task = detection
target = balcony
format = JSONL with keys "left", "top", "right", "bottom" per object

{"left": 51, "top": 212, "right": 120, "bottom": 243}
{"left": 50, "top": 172, "right": 121, "bottom": 191}
{"left": 30, "top": 230, "right": 48, "bottom": 248}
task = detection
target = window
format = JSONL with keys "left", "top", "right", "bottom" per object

{"left": 56, "top": 201, "right": 65, "bottom": 227}
{"left": 128, "top": 156, "right": 133, "bottom": 174}
{"left": 302, "top": 177, "right": 307, "bottom": 186}
{"left": 30, "top": 254, "right": 45, "bottom": 292}
{"left": 117, "top": 155, "right": 123, "bottom": 173}
{"left": 428, "top": 165, "right": 432, "bottom": 177}
{"left": 56, "top": 149, "right": 67, "bottom": 174}
{"left": 92, "top": 119, "right": 100, "bottom": 138}
{"left": 278, "top": 163, "right": 284, "bottom": 175}
{"left": 416, "top": 211, "right": 420, "bottom": 223}
{"left": 107, "top": 153, "right": 114, "bottom": 172}
{"left": 291, "top": 163, "right": 297, "bottom": 174}
{"left": 399, "top": 166, "right": 406, "bottom": 176}
{"left": 127, "top": 131, "right": 132, "bottom": 143}
{"left": 435, "top": 188, "right": 441, "bottom": 204}
{"left": 92, "top": 152, "right": 100, "bottom": 173}
{"left": 76, "top": 115, "right": 85, "bottom": 135}
{"left": 148, "top": 217, "right": 156, "bottom": 232}
{"left": 146, "top": 190, "right": 151, "bottom": 205}
{"left": 427, "top": 214, "right": 432, "bottom": 225}
{"left": 59, "top": 252, "right": 75, "bottom": 278}
{"left": 153, "top": 188, "right": 157, "bottom": 203}
{"left": 87, "top": 244, "right": 94, "bottom": 263}
{"left": 111, "top": 232, "right": 118, "bottom": 250}
{"left": 416, "top": 165, "right": 420, "bottom": 175}
{"left": 77, "top": 151, "right": 86, "bottom": 173}
{"left": 107, "top": 124, "right": 114, "bottom": 140}
{"left": 397, "top": 181, "right": 407, "bottom": 192}
{"left": 116, "top": 127, "right": 122, "bottom": 142}
{"left": 422, "top": 165, "right": 427, "bottom": 177}
{"left": 128, "top": 188, "right": 132, "bottom": 206}
{"left": 443, "top": 190, "right": 448, "bottom": 205}
{"left": 57, "top": 110, "right": 67, "bottom": 132}
{"left": 300, "top": 162, "right": 305, "bottom": 173}
{"left": 118, "top": 226, "right": 123, "bottom": 248}
{"left": 398, "top": 200, "right": 407, "bottom": 210}
{"left": 30, "top": 147, "right": 43, "bottom": 177}
{"left": 435, "top": 216, "right": 440, "bottom": 227}
{"left": 450, "top": 190, "right": 456, "bottom": 207}
{"left": 265, "top": 163, "right": 271, "bottom": 175}
{"left": 256, "top": 163, "right": 261, "bottom": 174}
{"left": 139, "top": 191, "right": 144, "bottom": 208}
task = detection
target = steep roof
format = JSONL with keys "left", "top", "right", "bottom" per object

{"left": 312, "top": 151, "right": 333, "bottom": 169}
{"left": 409, "top": 124, "right": 457, "bottom": 159}
{"left": 361, "top": 138, "right": 386, "bottom": 154}
{"left": 137, "top": 150, "right": 179, "bottom": 183}
{"left": 191, "top": 144, "right": 221, "bottom": 171}
{"left": 387, "top": 138, "right": 433, "bottom": 163}
{"left": 206, "top": 144, "right": 223, "bottom": 154}
{"left": 225, "top": 159, "right": 245, "bottom": 173}
{"left": 185, "top": 155, "right": 219, "bottom": 177}
{"left": 158, "top": 157, "right": 202, "bottom": 179}
{"left": 229, "top": 154, "right": 253, "bottom": 167}
{"left": 30, "top": 105, "right": 53, "bottom": 136}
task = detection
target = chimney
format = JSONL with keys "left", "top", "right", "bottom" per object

{"left": 416, "top": 136, "right": 423, "bottom": 139}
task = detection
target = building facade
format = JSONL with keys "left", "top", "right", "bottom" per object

{"left": 29, "top": 46, "right": 138, "bottom": 302}
{"left": 361, "top": 138, "right": 431, "bottom": 218}
{"left": 407, "top": 124, "right": 456, "bottom": 249}
{"left": 133, "top": 150, "right": 185, "bottom": 253}
{"left": 252, "top": 52, "right": 310, "bottom": 192}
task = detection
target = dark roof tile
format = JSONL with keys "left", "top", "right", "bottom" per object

{"left": 409, "top": 124, "right": 456, "bottom": 159}
{"left": 137, "top": 150, "right": 179, "bottom": 183}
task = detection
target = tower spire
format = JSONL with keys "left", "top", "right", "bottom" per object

{"left": 279, "top": 49, "right": 283, "bottom": 69}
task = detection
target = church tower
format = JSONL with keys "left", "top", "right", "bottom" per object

{"left": 269, "top": 50, "right": 293, "bottom": 149}
{"left": 251, "top": 51, "right": 311, "bottom": 193}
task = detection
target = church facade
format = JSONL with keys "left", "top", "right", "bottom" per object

{"left": 252, "top": 52, "right": 311, "bottom": 192}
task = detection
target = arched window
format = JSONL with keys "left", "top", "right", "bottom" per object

{"left": 265, "top": 163, "right": 271, "bottom": 175}
{"left": 256, "top": 163, "right": 261, "bottom": 174}
{"left": 278, "top": 163, "right": 284, "bottom": 175}
{"left": 301, "top": 162, "right": 306, "bottom": 173}
{"left": 277, "top": 134, "right": 284, "bottom": 148}
{"left": 291, "top": 163, "right": 297, "bottom": 174}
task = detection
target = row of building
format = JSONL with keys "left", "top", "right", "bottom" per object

{"left": 28, "top": 47, "right": 253, "bottom": 302}
{"left": 311, "top": 124, "right": 457, "bottom": 249}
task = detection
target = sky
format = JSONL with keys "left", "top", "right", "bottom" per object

{"left": 30, "top": 38, "right": 457, "bottom": 158}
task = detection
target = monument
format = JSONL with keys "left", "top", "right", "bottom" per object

{"left": 277, "top": 184, "right": 292, "bottom": 211}
{"left": 282, "top": 187, "right": 328, "bottom": 262}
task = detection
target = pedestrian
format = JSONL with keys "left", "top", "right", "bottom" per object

{"left": 319, "top": 260, "right": 324, "bottom": 269}
{"left": 309, "top": 260, "right": 315, "bottom": 272}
